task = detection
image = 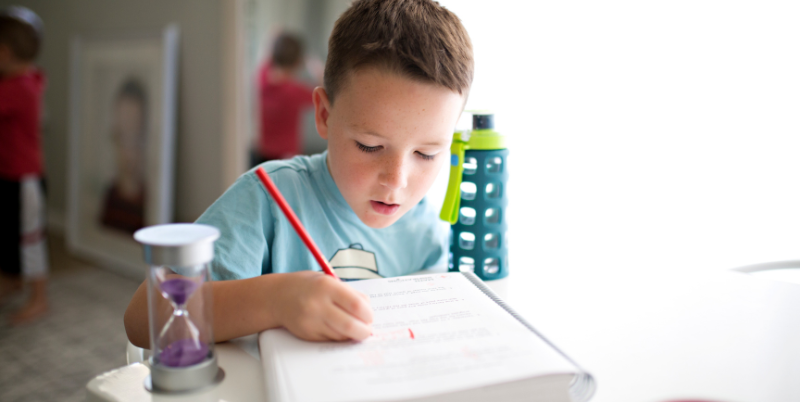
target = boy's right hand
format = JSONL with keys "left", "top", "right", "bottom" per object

{"left": 274, "top": 271, "right": 373, "bottom": 342}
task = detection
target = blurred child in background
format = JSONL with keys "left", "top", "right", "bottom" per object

{"left": 252, "top": 32, "right": 323, "bottom": 166}
{"left": 0, "top": 6, "right": 49, "bottom": 325}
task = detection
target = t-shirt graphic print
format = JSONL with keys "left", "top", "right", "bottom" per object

{"left": 329, "top": 243, "right": 384, "bottom": 281}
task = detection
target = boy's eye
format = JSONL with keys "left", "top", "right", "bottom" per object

{"left": 416, "top": 151, "right": 436, "bottom": 161}
{"left": 356, "top": 142, "right": 381, "bottom": 153}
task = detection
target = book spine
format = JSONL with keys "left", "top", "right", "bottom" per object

{"left": 460, "top": 272, "right": 596, "bottom": 402}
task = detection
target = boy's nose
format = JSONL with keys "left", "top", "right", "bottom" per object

{"left": 379, "top": 155, "right": 408, "bottom": 191}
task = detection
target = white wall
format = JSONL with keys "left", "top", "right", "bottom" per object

{"left": 0, "top": 0, "right": 227, "bottom": 225}
{"left": 439, "top": 0, "right": 800, "bottom": 276}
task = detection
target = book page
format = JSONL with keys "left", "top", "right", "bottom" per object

{"left": 260, "top": 273, "right": 576, "bottom": 402}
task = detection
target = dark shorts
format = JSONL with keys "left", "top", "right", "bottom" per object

{"left": 0, "top": 177, "right": 48, "bottom": 278}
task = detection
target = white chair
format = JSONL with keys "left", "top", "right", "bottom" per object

{"left": 731, "top": 260, "right": 800, "bottom": 285}
{"left": 126, "top": 341, "right": 149, "bottom": 365}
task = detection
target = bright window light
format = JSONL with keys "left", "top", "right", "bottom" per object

{"left": 438, "top": 1, "right": 800, "bottom": 277}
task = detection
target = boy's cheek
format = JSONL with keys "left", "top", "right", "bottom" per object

{"left": 410, "top": 165, "right": 440, "bottom": 198}
{"left": 342, "top": 166, "right": 374, "bottom": 193}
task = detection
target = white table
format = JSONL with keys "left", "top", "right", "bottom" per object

{"left": 503, "top": 268, "right": 800, "bottom": 402}
{"left": 87, "top": 269, "right": 800, "bottom": 402}
{"left": 86, "top": 336, "right": 265, "bottom": 402}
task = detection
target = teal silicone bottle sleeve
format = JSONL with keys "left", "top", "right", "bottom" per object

{"left": 449, "top": 148, "right": 509, "bottom": 280}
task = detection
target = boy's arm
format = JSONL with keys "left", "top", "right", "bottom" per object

{"left": 123, "top": 170, "right": 374, "bottom": 347}
{"left": 124, "top": 271, "right": 373, "bottom": 348}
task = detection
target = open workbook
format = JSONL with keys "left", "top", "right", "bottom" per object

{"left": 259, "top": 272, "right": 595, "bottom": 402}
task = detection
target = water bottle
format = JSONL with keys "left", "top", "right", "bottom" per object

{"left": 441, "top": 112, "right": 508, "bottom": 280}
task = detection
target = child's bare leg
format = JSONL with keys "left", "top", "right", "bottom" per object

{"left": 10, "top": 276, "right": 48, "bottom": 325}
{"left": 0, "top": 274, "right": 23, "bottom": 306}
{"left": 10, "top": 175, "right": 49, "bottom": 323}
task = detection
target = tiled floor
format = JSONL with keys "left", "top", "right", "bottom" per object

{"left": 0, "top": 235, "right": 141, "bottom": 402}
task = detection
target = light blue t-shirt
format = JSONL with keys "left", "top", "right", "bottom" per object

{"left": 196, "top": 151, "right": 449, "bottom": 281}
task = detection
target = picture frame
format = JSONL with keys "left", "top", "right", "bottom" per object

{"left": 67, "top": 25, "right": 179, "bottom": 278}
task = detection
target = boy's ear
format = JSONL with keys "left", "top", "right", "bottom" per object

{"left": 313, "top": 86, "right": 331, "bottom": 140}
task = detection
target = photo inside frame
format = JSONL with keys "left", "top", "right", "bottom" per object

{"left": 69, "top": 30, "right": 177, "bottom": 277}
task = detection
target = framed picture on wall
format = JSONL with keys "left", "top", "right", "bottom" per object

{"left": 67, "top": 25, "right": 179, "bottom": 277}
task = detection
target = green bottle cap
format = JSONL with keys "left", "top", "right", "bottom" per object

{"left": 466, "top": 111, "right": 506, "bottom": 150}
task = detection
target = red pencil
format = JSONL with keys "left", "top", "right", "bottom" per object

{"left": 255, "top": 167, "right": 339, "bottom": 279}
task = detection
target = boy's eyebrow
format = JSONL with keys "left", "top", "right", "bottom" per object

{"left": 358, "top": 130, "right": 450, "bottom": 147}
{"left": 360, "top": 131, "right": 385, "bottom": 139}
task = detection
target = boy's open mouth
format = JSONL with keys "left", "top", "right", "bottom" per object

{"left": 370, "top": 200, "right": 400, "bottom": 215}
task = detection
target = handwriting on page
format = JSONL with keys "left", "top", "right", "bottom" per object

{"left": 373, "top": 298, "right": 460, "bottom": 311}
{"left": 373, "top": 310, "right": 476, "bottom": 329}
{"left": 306, "top": 276, "right": 529, "bottom": 384}
{"left": 368, "top": 286, "right": 448, "bottom": 298}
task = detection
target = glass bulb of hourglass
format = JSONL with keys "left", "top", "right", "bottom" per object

{"left": 157, "top": 277, "right": 208, "bottom": 367}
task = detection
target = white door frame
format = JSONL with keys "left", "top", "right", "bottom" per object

{"left": 220, "top": 0, "right": 249, "bottom": 189}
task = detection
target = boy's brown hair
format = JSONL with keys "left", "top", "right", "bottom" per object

{"left": 0, "top": 7, "right": 42, "bottom": 62}
{"left": 325, "top": 0, "right": 473, "bottom": 104}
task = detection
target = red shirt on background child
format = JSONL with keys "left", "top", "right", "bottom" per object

{"left": 0, "top": 69, "right": 45, "bottom": 180}
{"left": 0, "top": 68, "right": 48, "bottom": 283}
{"left": 257, "top": 62, "right": 313, "bottom": 160}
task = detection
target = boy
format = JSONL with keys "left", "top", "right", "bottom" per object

{"left": 0, "top": 6, "right": 49, "bottom": 324}
{"left": 125, "top": 0, "right": 473, "bottom": 346}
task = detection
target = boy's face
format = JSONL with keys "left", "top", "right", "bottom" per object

{"left": 314, "top": 67, "right": 465, "bottom": 229}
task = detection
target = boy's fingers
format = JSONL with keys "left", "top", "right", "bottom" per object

{"left": 325, "top": 304, "right": 372, "bottom": 341}
{"left": 330, "top": 283, "right": 374, "bottom": 325}
{"left": 322, "top": 322, "right": 350, "bottom": 342}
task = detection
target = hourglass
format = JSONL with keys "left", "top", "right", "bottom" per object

{"left": 157, "top": 277, "right": 206, "bottom": 367}
{"left": 134, "top": 223, "right": 224, "bottom": 393}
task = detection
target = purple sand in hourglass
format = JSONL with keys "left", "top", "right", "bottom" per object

{"left": 158, "top": 278, "right": 207, "bottom": 367}
{"left": 160, "top": 278, "right": 200, "bottom": 305}
{"left": 160, "top": 339, "right": 209, "bottom": 367}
